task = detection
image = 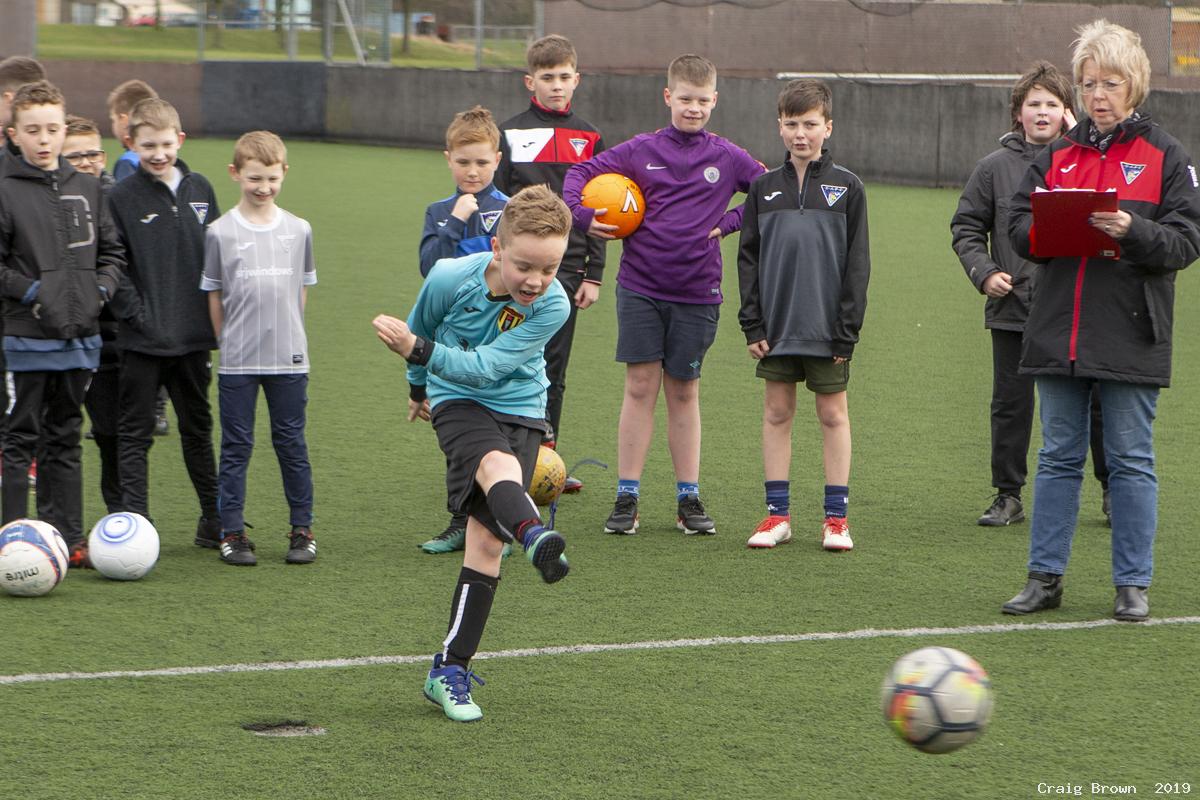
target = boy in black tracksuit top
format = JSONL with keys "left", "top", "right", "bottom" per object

{"left": 738, "top": 80, "right": 870, "bottom": 553}
{"left": 107, "top": 98, "right": 224, "bottom": 546}
{"left": 496, "top": 34, "right": 605, "bottom": 491}
{"left": 0, "top": 81, "right": 127, "bottom": 560}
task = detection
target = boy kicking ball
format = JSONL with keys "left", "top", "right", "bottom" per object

{"left": 373, "top": 185, "right": 572, "bottom": 722}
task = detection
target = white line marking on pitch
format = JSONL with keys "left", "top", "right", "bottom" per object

{"left": 3, "top": 616, "right": 1198, "bottom": 687}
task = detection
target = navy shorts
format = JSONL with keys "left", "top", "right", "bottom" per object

{"left": 615, "top": 284, "right": 720, "bottom": 380}
{"left": 431, "top": 399, "right": 543, "bottom": 541}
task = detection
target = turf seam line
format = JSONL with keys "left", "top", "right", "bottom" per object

{"left": 4, "top": 615, "right": 1198, "bottom": 686}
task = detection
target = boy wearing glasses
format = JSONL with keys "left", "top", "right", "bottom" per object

{"left": 63, "top": 115, "right": 112, "bottom": 186}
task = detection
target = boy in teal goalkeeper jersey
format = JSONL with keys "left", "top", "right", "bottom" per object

{"left": 373, "top": 185, "right": 572, "bottom": 723}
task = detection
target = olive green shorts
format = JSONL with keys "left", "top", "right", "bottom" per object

{"left": 755, "top": 355, "right": 849, "bottom": 394}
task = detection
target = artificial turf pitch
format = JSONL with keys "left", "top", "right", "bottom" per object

{"left": 4, "top": 140, "right": 1198, "bottom": 799}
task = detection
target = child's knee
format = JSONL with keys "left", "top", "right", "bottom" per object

{"left": 476, "top": 449, "right": 521, "bottom": 485}
{"left": 815, "top": 393, "right": 849, "bottom": 428}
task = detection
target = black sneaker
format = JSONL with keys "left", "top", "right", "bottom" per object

{"left": 286, "top": 526, "right": 318, "bottom": 564}
{"left": 978, "top": 494, "right": 1024, "bottom": 526}
{"left": 603, "top": 493, "right": 639, "bottom": 534}
{"left": 196, "top": 516, "right": 255, "bottom": 550}
{"left": 219, "top": 532, "right": 257, "bottom": 566}
{"left": 676, "top": 495, "right": 716, "bottom": 535}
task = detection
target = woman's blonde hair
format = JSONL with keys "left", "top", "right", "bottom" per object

{"left": 1071, "top": 19, "right": 1151, "bottom": 110}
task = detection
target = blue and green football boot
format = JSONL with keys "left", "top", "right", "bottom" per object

{"left": 423, "top": 654, "right": 484, "bottom": 722}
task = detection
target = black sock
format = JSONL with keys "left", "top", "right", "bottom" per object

{"left": 485, "top": 480, "right": 542, "bottom": 544}
{"left": 442, "top": 567, "right": 499, "bottom": 668}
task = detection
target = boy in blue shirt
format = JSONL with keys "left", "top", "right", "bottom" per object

{"left": 417, "top": 106, "right": 509, "bottom": 555}
{"left": 563, "top": 54, "right": 764, "bottom": 536}
{"left": 106, "top": 79, "right": 157, "bottom": 183}
{"left": 738, "top": 79, "right": 870, "bottom": 552}
{"left": 373, "top": 185, "right": 572, "bottom": 722}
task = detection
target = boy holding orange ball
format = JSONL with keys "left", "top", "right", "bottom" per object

{"left": 563, "top": 54, "right": 763, "bottom": 537}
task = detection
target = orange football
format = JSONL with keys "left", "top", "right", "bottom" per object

{"left": 581, "top": 173, "right": 645, "bottom": 238}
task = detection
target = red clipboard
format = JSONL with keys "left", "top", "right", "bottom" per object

{"left": 1031, "top": 189, "right": 1121, "bottom": 260}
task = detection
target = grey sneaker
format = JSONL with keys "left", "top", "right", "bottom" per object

{"left": 219, "top": 532, "right": 257, "bottom": 566}
{"left": 977, "top": 494, "right": 1024, "bottom": 526}
{"left": 676, "top": 495, "right": 716, "bottom": 535}
{"left": 603, "top": 493, "right": 639, "bottom": 534}
{"left": 285, "top": 526, "right": 317, "bottom": 564}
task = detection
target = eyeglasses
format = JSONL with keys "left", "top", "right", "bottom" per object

{"left": 63, "top": 150, "right": 106, "bottom": 165}
{"left": 1080, "top": 79, "right": 1127, "bottom": 95}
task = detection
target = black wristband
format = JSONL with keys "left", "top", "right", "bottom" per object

{"left": 405, "top": 336, "right": 432, "bottom": 366}
{"left": 409, "top": 383, "right": 427, "bottom": 403}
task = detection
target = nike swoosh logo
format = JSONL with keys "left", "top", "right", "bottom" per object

{"left": 764, "top": 191, "right": 782, "bottom": 201}
{"left": 237, "top": 241, "right": 255, "bottom": 250}
{"left": 646, "top": 164, "right": 668, "bottom": 170}
{"left": 1060, "top": 164, "right": 1078, "bottom": 174}
{"left": 140, "top": 213, "right": 158, "bottom": 224}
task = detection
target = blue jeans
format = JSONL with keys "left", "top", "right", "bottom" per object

{"left": 217, "top": 374, "right": 313, "bottom": 533}
{"left": 1028, "top": 376, "right": 1158, "bottom": 587}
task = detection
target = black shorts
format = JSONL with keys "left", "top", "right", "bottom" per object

{"left": 431, "top": 399, "right": 544, "bottom": 541}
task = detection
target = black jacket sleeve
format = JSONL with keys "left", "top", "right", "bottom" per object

{"left": 737, "top": 182, "right": 766, "bottom": 344}
{"left": 94, "top": 190, "right": 125, "bottom": 301}
{"left": 832, "top": 181, "right": 871, "bottom": 359}
{"left": 1008, "top": 147, "right": 1052, "bottom": 264}
{"left": 495, "top": 130, "right": 515, "bottom": 197}
{"left": 951, "top": 160, "right": 1001, "bottom": 292}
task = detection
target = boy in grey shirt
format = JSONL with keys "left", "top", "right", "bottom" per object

{"left": 201, "top": 131, "right": 317, "bottom": 566}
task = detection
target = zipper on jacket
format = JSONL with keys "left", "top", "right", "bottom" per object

{"left": 797, "top": 162, "right": 812, "bottom": 211}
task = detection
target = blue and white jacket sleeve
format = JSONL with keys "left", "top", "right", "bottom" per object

{"left": 418, "top": 201, "right": 466, "bottom": 277}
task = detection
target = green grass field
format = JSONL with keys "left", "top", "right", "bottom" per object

{"left": 5, "top": 139, "right": 1200, "bottom": 799}
{"left": 37, "top": 24, "right": 528, "bottom": 68}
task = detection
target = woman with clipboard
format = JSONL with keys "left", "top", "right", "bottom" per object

{"left": 1005, "top": 19, "right": 1200, "bottom": 622}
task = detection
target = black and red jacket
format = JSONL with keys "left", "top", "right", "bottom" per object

{"left": 497, "top": 100, "right": 606, "bottom": 283}
{"left": 1009, "top": 113, "right": 1200, "bottom": 387}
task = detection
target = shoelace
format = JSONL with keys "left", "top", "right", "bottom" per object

{"left": 227, "top": 534, "right": 252, "bottom": 551}
{"left": 825, "top": 517, "right": 849, "bottom": 534}
{"left": 432, "top": 527, "right": 464, "bottom": 542}
{"left": 444, "top": 669, "right": 485, "bottom": 704}
{"left": 679, "top": 496, "right": 706, "bottom": 518}
{"left": 614, "top": 495, "right": 638, "bottom": 515}
{"left": 755, "top": 516, "right": 788, "bottom": 532}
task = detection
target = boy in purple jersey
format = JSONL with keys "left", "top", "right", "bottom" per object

{"left": 563, "top": 54, "right": 764, "bottom": 536}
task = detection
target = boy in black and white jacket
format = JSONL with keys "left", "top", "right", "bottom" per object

{"left": 107, "top": 97, "right": 225, "bottom": 549}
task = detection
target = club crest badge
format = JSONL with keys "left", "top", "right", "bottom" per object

{"left": 189, "top": 202, "right": 209, "bottom": 224}
{"left": 821, "top": 184, "right": 848, "bottom": 207}
{"left": 497, "top": 306, "right": 527, "bottom": 330}
{"left": 480, "top": 210, "right": 503, "bottom": 232}
{"left": 1120, "top": 162, "right": 1146, "bottom": 185}
{"left": 277, "top": 234, "right": 297, "bottom": 252}
{"left": 703, "top": 166, "right": 720, "bottom": 184}
{"left": 569, "top": 138, "right": 588, "bottom": 157}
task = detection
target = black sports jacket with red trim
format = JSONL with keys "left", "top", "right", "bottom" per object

{"left": 497, "top": 100, "right": 606, "bottom": 283}
{"left": 1008, "top": 113, "right": 1200, "bottom": 387}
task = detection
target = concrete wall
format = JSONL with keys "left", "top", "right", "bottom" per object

{"left": 544, "top": 0, "right": 1170, "bottom": 79}
{"left": 37, "top": 59, "right": 1200, "bottom": 188}
{"left": 0, "top": 0, "right": 37, "bottom": 58}
{"left": 41, "top": 60, "right": 203, "bottom": 135}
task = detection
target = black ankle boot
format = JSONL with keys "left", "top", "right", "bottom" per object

{"left": 1002, "top": 571, "right": 1063, "bottom": 615}
{"left": 1114, "top": 586, "right": 1149, "bottom": 622}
